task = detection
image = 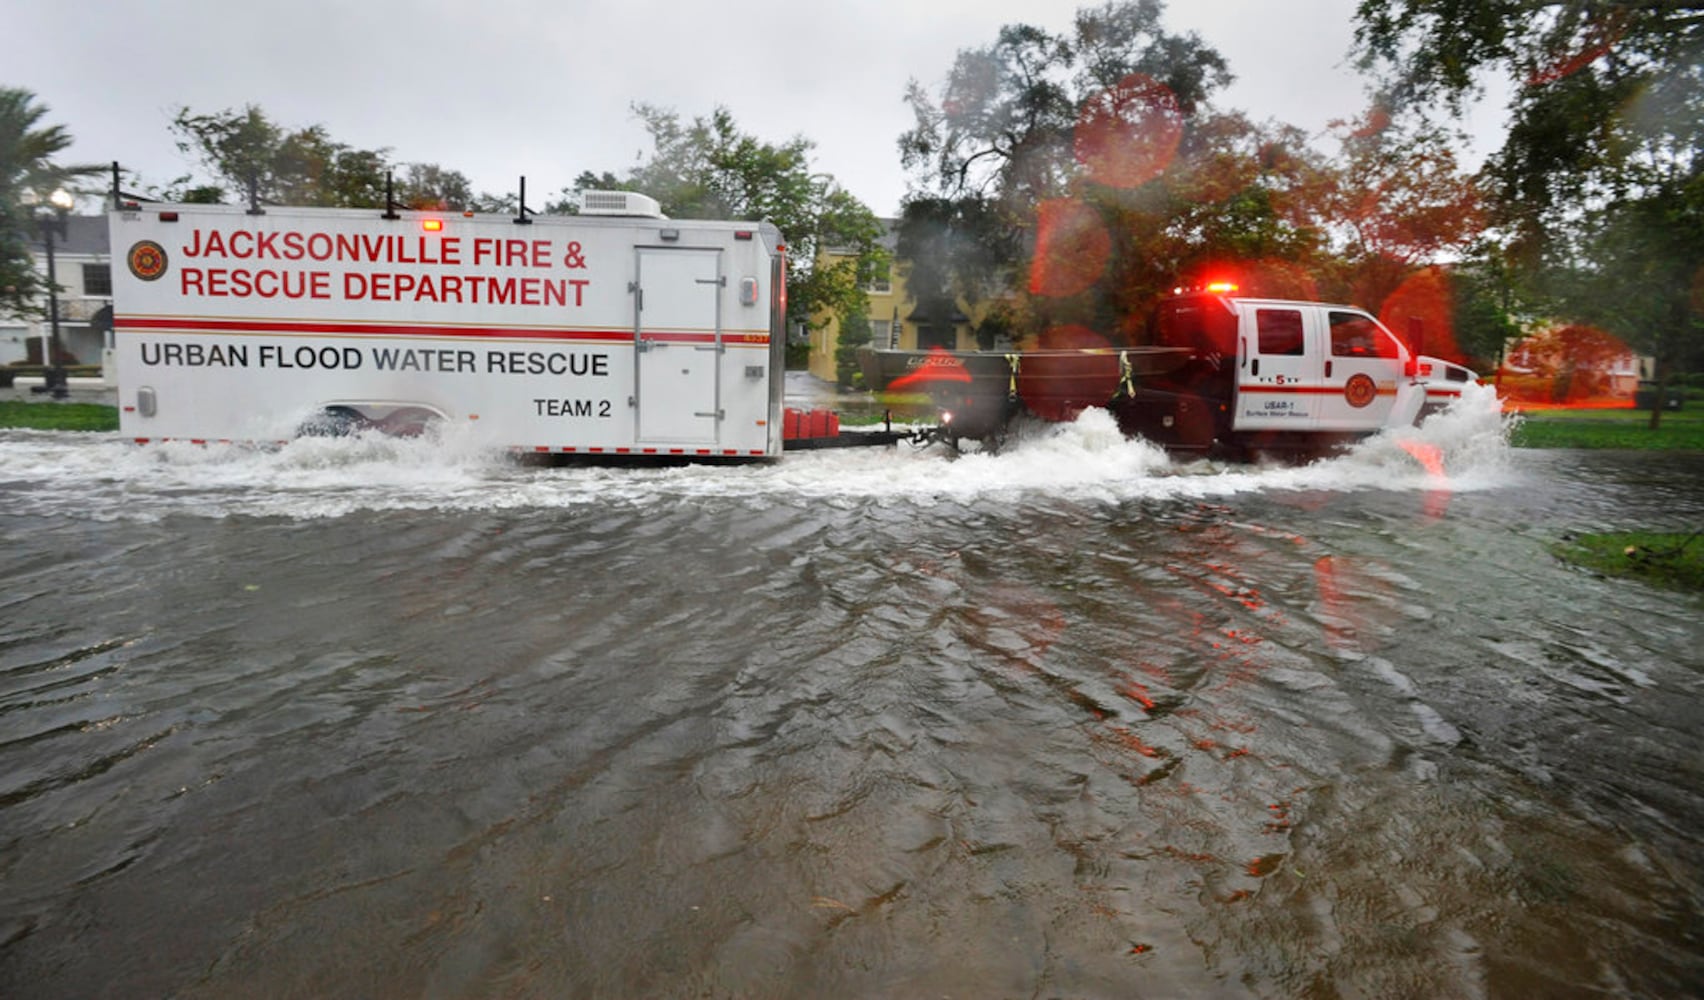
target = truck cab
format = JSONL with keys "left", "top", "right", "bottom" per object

{"left": 1143, "top": 291, "right": 1477, "bottom": 453}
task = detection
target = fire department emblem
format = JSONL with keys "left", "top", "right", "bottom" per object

{"left": 1344, "top": 373, "right": 1377, "bottom": 408}
{"left": 127, "top": 240, "right": 168, "bottom": 281}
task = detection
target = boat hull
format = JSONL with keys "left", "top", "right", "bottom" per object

{"left": 858, "top": 346, "right": 1198, "bottom": 437}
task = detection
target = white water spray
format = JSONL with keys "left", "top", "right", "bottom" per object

{"left": 0, "top": 383, "right": 1515, "bottom": 521}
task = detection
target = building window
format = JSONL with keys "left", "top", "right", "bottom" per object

{"left": 870, "top": 320, "right": 890, "bottom": 348}
{"left": 82, "top": 263, "right": 112, "bottom": 297}
{"left": 916, "top": 323, "right": 954, "bottom": 352}
{"left": 865, "top": 278, "right": 891, "bottom": 294}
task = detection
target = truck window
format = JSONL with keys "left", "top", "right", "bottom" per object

{"left": 1256, "top": 309, "right": 1304, "bottom": 356}
{"left": 1330, "top": 311, "right": 1400, "bottom": 358}
{"left": 1154, "top": 294, "right": 1237, "bottom": 354}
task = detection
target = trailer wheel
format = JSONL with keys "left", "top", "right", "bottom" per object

{"left": 297, "top": 405, "right": 368, "bottom": 437}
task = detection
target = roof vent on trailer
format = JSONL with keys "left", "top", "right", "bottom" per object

{"left": 580, "top": 190, "right": 666, "bottom": 219}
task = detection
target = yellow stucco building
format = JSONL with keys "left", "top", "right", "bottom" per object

{"left": 804, "top": 222, "right": 993, "bottom": 384}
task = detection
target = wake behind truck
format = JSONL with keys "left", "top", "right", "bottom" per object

{"left": 110, "top": 190, "right": 788, "bottom": 457}
{"left": 860, "top": 286, "right": 1479, "bottom": 456}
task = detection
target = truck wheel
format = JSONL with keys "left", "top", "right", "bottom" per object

{"left": 297, "top": 405, "right": 367, "bottom": 437}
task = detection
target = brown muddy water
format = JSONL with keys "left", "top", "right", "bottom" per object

{"left": 1, "top": 387, "right": 1700, "bottom": 998}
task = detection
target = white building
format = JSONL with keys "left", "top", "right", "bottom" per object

{"left": 2, "top": 215, "right": 113, "bottom": 368}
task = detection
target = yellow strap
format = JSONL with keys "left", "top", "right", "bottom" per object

{"left": 1005, "top": 353, "right": 1021, "bottom": 397}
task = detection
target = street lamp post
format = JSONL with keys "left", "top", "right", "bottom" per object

{"left": 34, "top": 188, "right": 74, "bottom": 399}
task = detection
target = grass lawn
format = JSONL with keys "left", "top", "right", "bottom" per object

{"left": 1551, "top": 531, "right": 1704, "bottom": 594}
{"left": 1510, "top": 405, "right": 1704, "bottom": 449}
{"left": 0, "top": 401, "right": 120, "bottom": 432}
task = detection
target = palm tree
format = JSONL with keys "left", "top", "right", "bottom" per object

{"left": 1, "top": 88, "right": 102, "bottom": 320}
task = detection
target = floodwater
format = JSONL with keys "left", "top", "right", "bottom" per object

{"left": 1, "top": 385, "right": 1700, "bottom": 999}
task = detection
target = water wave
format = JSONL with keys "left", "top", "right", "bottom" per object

{"left": 0, "top": 383, "right": 1514, "bottom": 521}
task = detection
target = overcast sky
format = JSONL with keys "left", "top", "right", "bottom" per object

{"left": 13, "top": 0, "right": 1508, "bottom": 217}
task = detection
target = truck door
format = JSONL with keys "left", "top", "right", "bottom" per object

{"left": 1232, "top": 303, "right": 1321, "bottom": 433}
{"left": 1315, "top": 309, "right": 1406, "bottom": 431}
{"left": 635, "top": 247, "right": 722, "bottom": 444}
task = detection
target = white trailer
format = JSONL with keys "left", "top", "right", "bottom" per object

{"left": 108, "top": 192, "right": 787, "bottom": 457}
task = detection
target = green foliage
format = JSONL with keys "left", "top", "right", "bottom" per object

{"left": 1448, "top": 244, "right": 1523, "bottom": 370}
{"left": 897, "top": 1, "right": 1434, "bottom": 341}
{"left": 166, "top": 105, "right": 501, "bottom": 212}
{"left": 395, "top": 163, "right": 476, "bottom": 211}
{"left": 1321, "top": 110, "right": 1488, "bottom": 307}
{"left": 0, "top": 88, "right": 102, "bottom": 321}
{"left": 1551, "top": 531, "right": 1704, "bottom": 593}
{"left": 899, "top": 0, "right": 1230, "bottom": 206}
{"left": 0, "top": 401, "right": 119, "bottom": 431}
{"left": 573, "top": 104, "right": 885, "bottom": 333}
{"left": 1553, "top": 173, "right": 1704, "bottom": 376}
{"left": 171, "top": 105, "right": 388, "bottom": 207}
{"left": 834, "top": 306, "right": 873, "bottom": 387}
{"left": 1353, "top": 1, "right": 1703, "bottom": 388}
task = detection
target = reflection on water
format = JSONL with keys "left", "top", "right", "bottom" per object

{"left": 1, "top": 390, "right": 1700, "bottom": 998}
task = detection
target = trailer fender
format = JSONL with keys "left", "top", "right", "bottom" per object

{"left": 297, "top": 405, "right": 369, "bottom": 437}
{"left": 296, "top": 403, "right": 446, "bottom": 438}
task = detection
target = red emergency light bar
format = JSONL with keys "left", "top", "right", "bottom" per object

{"left": 1171, "top": 281, "right": 1240, "bottom": 295}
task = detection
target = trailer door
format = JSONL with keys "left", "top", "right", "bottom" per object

{"left": 635, "top": 247, "right": 722, "bottom": 444}
{"left": 1232, "top": 303, "right": 1320, "bottom": 433}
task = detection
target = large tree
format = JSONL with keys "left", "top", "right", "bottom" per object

{"left": 167, "top": 105, "right": 502, "bottom": 212}
{"left": 1316, "top": 109, "right": 1487, "bottom": 309}
{"left": 899, "top": 0, "right": 1230, "bottom": 211}
{"left": 0, "top": 88, "right": 101, "bottom": 321}
{"left": 1354, "top": 1, "right": 1704, "bottom": 418}
{"left": 170, "top": 105, "right": 388, "bottom": 208}
{"left": 570, "top": 104, "right": 885, "bottom": 340}
{"left": 897, "top": 1, "right": 1348, "bottom": 344}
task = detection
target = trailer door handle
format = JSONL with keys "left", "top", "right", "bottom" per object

{"left": 1325, "top": 360, "right": 1333, "bottom": 378}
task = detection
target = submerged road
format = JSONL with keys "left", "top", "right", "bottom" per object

{"left": 1, "top": 392, "right": 1700, "bottom": 998}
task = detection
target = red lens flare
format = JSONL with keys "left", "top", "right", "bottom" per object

{"left": 1378, "top": 266, "right": 1460, "bottom": 363}
{"left": 1528, "top": 11, "right": 1630, "bottom": 86}
{"left": 1496, "top": 324, "right": 1642, "bottom": 409}
{"left": 1029, "top": 199, "right": 1112, "bottom": 299}
{"left": 1399, "top": 439, "right": 1453, "bottom": 520}
{"left": 1073, "top": 73, "right": 1183, "bottom": 189}
{"left": 884, "top": 347, "right": 974, "bottom": 393}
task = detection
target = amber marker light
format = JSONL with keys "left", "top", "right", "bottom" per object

{"left": 422, "top": 219, "right": 444, "bottom": 232}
